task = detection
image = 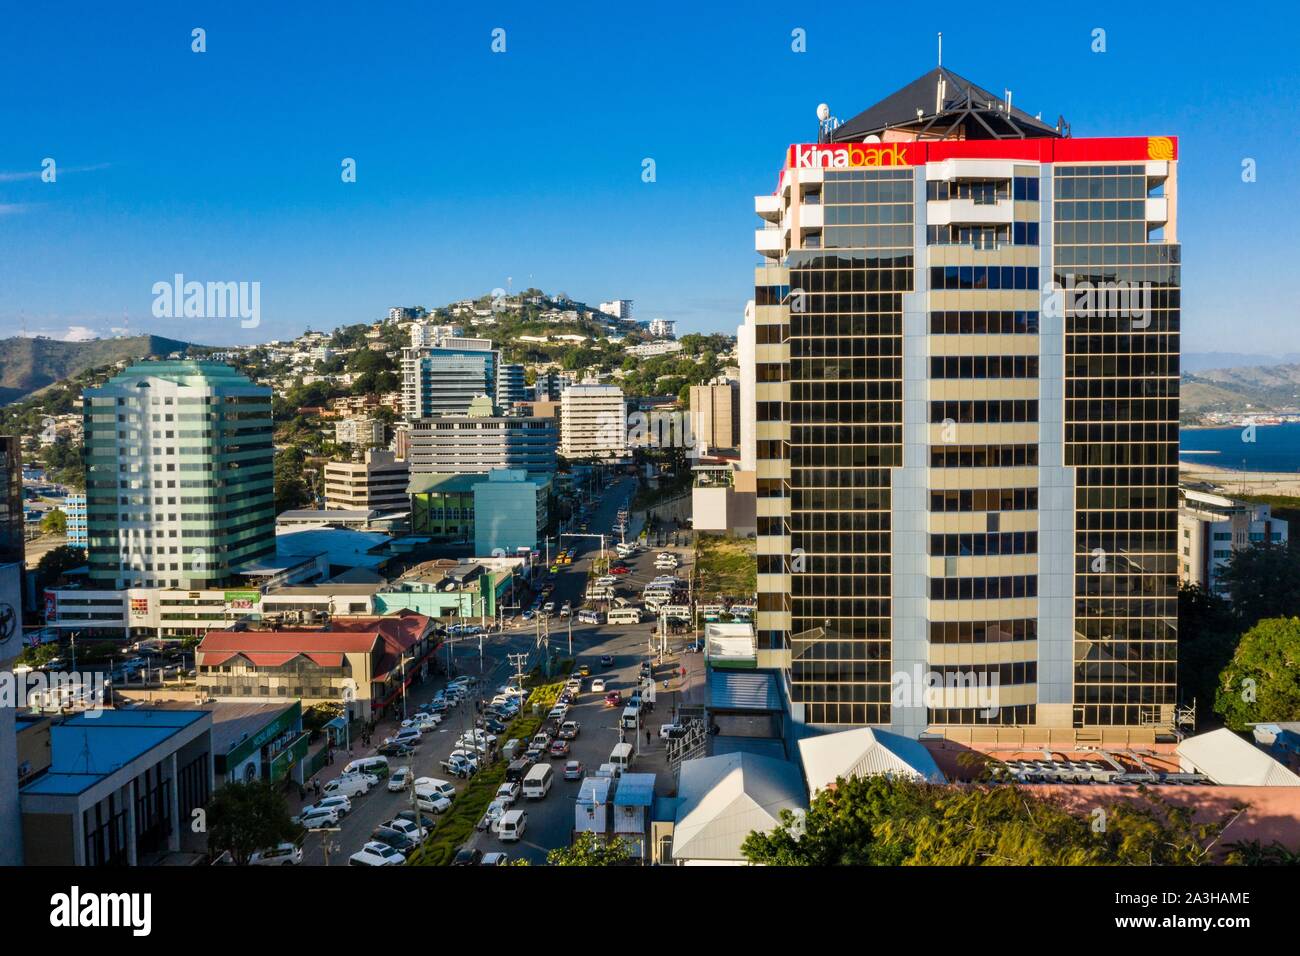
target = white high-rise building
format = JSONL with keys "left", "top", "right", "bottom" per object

{"left": 599, "top": 299, "right": 634, "bottom": 322}
{"left": 560, "top": 384, "right": 628, "bottom": 460}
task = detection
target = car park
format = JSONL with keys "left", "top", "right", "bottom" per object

{"left": 563, "top": 759, "right": 585, "bottom": 781}
{"left": 349, "top": 842, "right": 405, "bottom": 866}
{"left": 249, "top": 843, "right": 303, "bottom": 866}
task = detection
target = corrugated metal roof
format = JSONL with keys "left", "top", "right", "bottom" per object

{"left": 709, "top": 670, "right": 781, "bottom": 711}
{"left": 672, "top": 753, "right": 805, "bottom": 862}
{"left": 798, "top": 727, "right": 947, "bottom": 792}
{"left": 613, "top": 773, "right": 655, "bottom": 807}
{"left": 1176, "top": 728, "right": 1300, "bottom": 787}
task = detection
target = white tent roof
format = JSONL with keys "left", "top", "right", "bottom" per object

{"left": 798, "top": 727, "right": 947, "bottom": 792}
{"left": 1176, "top": 728, "right": 1300, "bottom": 787}
{"left": 673, "top": 753, "right": 805, "bottom": 862}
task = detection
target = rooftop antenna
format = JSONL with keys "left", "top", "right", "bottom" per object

{"left": 937, "top": 31, "right": 942, "bottom": 68}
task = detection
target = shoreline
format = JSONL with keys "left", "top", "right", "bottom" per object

{"left": 1179, "top": 459, "right": 1300, "bottom": 496}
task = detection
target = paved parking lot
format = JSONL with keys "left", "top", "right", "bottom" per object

{"left": 298, "top": 475, "right": 703, "bottom": 865}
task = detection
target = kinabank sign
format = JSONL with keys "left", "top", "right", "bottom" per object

{"left": 784, "top": 137, "right": 1178, "bottom": 171}
{"left": 789, "top": 143, "right": 919, "bottom": 168}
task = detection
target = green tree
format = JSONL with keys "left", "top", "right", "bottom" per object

{"left": 274, "top": 447, "right": 312, "bottom": 514}
{"left": 40, "top": 508, "right": 67, "bottom": 534}
{"left": 206, "top": 781, "right": 301, "bottom": 865}
{"left": 1177, "top": 584, "right": 1239, "bottom": 722}
{"left": 546, "top": 831, "right": 632, "bottom": 866}
{"left": 1214, "top": 617, "right": 1300, "bottom": 731}
{"left": 741, "top": 775, "right": 1240, "bottom": 866}
{"left": 35, "top": 545, "right": 86, "bottom": 591}
{"left": 1220, "top": 544, "right": 1300, "bottom": 625}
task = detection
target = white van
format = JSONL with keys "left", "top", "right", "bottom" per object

{"left": 608, "top": 742, "right": 634, "bottom": 775}
{"left": 608, "top": 608, "right": 642, "bottom": 625}
{"left": 621, "top": 705, "right": 640, "bottom": 730}
{"left": 521, "top": 762, "right": 554, "bottom": 800}
{"left": 578, "top": 609, "right": 602, "bottom": 625}
{"left": 322, "top": 774, "right": 372, "bottom": 798}
{"left": 342, "top": 756, "right": 389, "bottom": 779}
{"left": 497, "top": 809, "right": 528, "bottom": 842}
{"left": 413, "top": 777, "right": 456, "bottom": 801}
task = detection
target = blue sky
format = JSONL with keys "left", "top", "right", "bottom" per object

{"left": 1, "top": 1, "right": 1297, "bottom": 350}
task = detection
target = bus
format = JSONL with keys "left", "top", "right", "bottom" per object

{"left": 608, "top": 607, "right": 643, "bottom": 625}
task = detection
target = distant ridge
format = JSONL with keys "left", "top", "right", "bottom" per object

{"left": 0, "top": 334, "right": 198, "bottom": 405}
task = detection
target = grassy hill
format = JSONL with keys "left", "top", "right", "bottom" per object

{"left": 0, "top": 334, "right": 195, "bottom": 405}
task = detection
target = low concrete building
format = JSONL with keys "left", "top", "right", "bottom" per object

{"left": 1178, "top": 488, "right": 1288, "bottom": 597}
{"left": 20, "top": 709, "right": 214, "bottom": 866}
{"left": 324, "top": 448, "right": 409, "bottom": 513}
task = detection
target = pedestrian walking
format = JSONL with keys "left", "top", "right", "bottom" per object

{"left": 313, "top": 778, "right": 321, "bottom": 797}
{"left": 645, "top": 729, "right": 651, "bottom": 745}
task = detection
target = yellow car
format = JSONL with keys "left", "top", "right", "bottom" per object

{"left": 577, "top": 665, "right": 591, "bottom": 677}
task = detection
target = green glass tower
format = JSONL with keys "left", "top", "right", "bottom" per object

{"left": 83, "top": 360, "right": 275, "bottom": 589}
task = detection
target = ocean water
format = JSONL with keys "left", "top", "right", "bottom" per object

{"left": 1180, "top": 422, "right": 1300, "bottom": 473}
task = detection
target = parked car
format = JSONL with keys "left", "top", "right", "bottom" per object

{"left": 349, "top": 842, "right": 405, "bottom": 867}
{"left": 477, "top": 798, "right": 510, "bottom": 832}
{"left": 660, "top": 722, "right": 688, "bottom": 740}
{"left": 451, "top": 848, "right": 483, "bottom": 866}
{"left": 378, "top": 742, "right": 415, "bottom": 758}
{"left": 385, "top": 817, "right": 428, "bottom": 842}
{"left": 388, "top": 767, "right": 413, "bottom": 792}
{"left": 294, "top": 807, "right": 340, "bottom": 829}
{"left": 249, "top": 843, "right": 303, "bottom": 866}
{"left": 495, "top": 781, "right": 520, "bottom": 805}
{"left": 481, "top": 852, "right": 509, "bottom": 866}
{"left": 370, "top": 826, "right": 418, "bottom": 854}
{"left": 563, "top": 759, "right": 585, "bottom": 781}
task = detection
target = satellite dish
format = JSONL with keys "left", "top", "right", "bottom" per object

{"left": 863, "top": 134, "right": 881, "bottom": 143}
{"left": 816, "top": 103, "right": 830, "bottom": 122}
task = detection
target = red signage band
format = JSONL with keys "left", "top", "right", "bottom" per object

{"left": 783, "top": 136, "right": 1177, "bottom": 172}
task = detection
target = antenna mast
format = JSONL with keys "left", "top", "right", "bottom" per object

{"left": 937, "top": 32, "right": 942, "bottom": 67}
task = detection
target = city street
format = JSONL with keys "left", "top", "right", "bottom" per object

{"left": 298, "top": 472, "right": 702, "bottom": 865}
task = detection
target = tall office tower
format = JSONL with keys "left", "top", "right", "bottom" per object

{"left": 753, "top": 68, "right": 1179, "bottom": 741}
{"left": 559, "top": 384, "right": 628, "bottom": 460}
{"left": 83, "top": 361, "right": 275, "bottom": 589}
{"left": 407, "top": 396, "right": 558, "bottom": 476}
{"left": 496, "top": 364, "right": 530, "bottom": 408}
{"left": 689, "top": 381, "right": 741, "bottom": 451}
{"left": 401, "top": 337, "right": 498, "bottom": 419}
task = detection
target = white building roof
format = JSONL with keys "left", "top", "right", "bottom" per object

{"left": 673, "top": 753, "right": 805, "bottom": 862}
{"left": 798, "top": 727, "right": 947, "bottom": 792}
{"left": 704, "top": 622, "right": 755, "bottom": 662}
{"left": 1176, "top": 728, "right": 1300, "bottom": 786}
